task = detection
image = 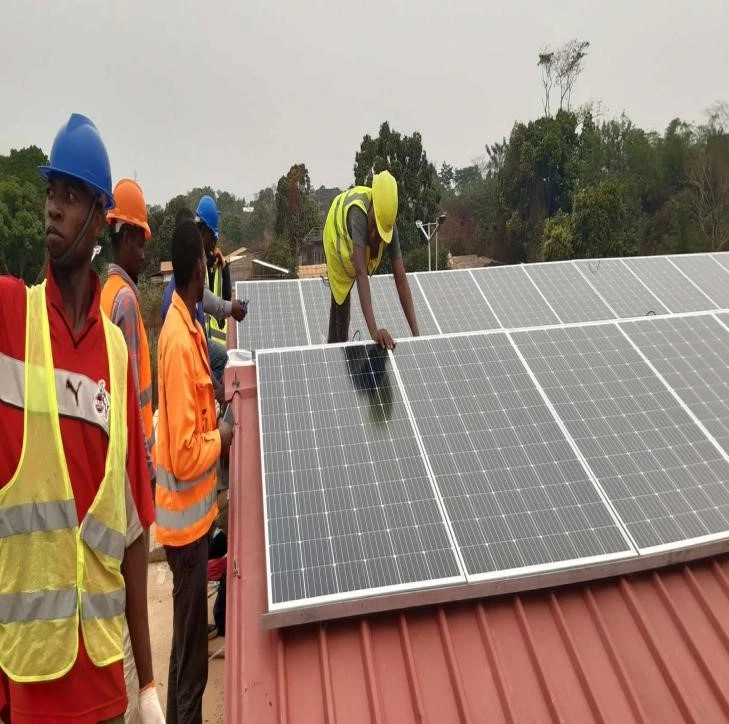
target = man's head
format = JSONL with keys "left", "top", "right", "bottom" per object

{"left": 195, "top": 195, "right": 219, "bottom": 257}
{"left": 172, "top": 219, "right": 205, "bottom": 303}
{"left": 107, "top": 179, "right": 151, "bottom": 284}
{"left": 38, "top": 114, "right": 113, "bottom": 271}
{"left": 370, "top": 170, "right": 398, "bottom": 245}
{"left": 175, "top": 206, "right": 195, "bottom": 227}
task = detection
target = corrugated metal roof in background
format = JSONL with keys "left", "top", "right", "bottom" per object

{"left": 224, "top": 362, "right": 729, "bottom": 724}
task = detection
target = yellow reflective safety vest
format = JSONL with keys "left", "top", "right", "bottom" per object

{"left": 323, "top": 186, "right": 386, "bottom": 305}
{"left": 206, "top": 252, "right": 227, "bottom": 347}
{"left": 0, "top": 282, "right": 128, "bottom": 683}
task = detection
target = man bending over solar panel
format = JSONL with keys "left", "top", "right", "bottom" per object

{"left": 323, "top": 170, "right": 420, "bottom": 349}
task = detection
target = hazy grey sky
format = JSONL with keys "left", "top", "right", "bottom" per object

{"left": 2, "top": 0, "right": 727, "bottom": 206}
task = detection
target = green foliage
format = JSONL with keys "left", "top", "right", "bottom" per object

{"left": 0, "top": 177, "right": 44, "bottom": 282}
{"left": 260, "top": 238, "right": 297, "bottom": 277}
{"left": 354, "top": 121, "right": 441, "bottom": 257}
{"left": 402, "top": 245, "right": 449, "bottom": 273}
{"left": 540, "top": 211, "right": 573, "bottom": 261}
{"left": 571, "top": 177, "right": 635, "bottom": 258}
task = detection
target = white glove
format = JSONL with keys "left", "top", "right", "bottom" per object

{"left": 139, "top": 685, "right": 166, "bottom": 723}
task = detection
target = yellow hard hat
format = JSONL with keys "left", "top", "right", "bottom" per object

{"left": 371, "top": 170, "right": 398, "bottom": 244}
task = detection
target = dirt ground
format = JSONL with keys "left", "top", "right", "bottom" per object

{"left": 148, "top": 561, "right": 225, "bottom": 723}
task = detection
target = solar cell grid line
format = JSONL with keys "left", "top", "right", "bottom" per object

{"left": 620, "top": 314, "right": 729, "bottom": 456}
{"left": 414, "top": 270, "right": 501, "bottom": 333}
{"left": 523, "top": 262, "right": 617, "bottom": 323}
{"left": 621, "top": 256, "right": 718, "bottom": 313}
{"left": 572, "top": 258, "right": 669, "bottom": 318}
{"left": 471, "top": 265, "right": 561, "bottom": 329}
{"left": 667, "top": 254, "right": 729, "bottom": 309}
{"left": 235, "top": 280, "right": 309, "bottom": 351}
{"left": 392, "top": 333, "right": 634, "bottom": 579}
{"left": 512, "top": 322, "right": 729, "bottom": 552}
{"left": 257, "top": 343, "right": 464, "bottom": 609}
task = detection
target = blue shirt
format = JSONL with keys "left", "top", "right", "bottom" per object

{"left": 161, "top": 276, "right": 205, "bottom": 327}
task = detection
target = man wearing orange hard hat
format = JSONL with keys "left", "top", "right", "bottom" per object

{"left": 101, "top": 178, "right": 159, "bottom": 723}
{"left": 323, "top": 169, "right": 420, "bottom": 350}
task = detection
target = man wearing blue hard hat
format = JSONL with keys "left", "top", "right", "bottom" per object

{"left": 0, "top": 114, "right": 164, "bottom": 723}
{"left": 160, "top": 196, "right": 246, "bottom": 384}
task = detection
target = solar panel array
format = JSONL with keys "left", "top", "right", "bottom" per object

{"left": 245, "top": 252, "right": 729, "bottom": 622}
{"left": 258, "top": 310, "right": 729, "bottom": 618}
{"left": 236, "top": 252, "right": 729, "bottom": 352}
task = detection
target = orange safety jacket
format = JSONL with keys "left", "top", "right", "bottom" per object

{"left": 101, "top": 273, "right": 156, "bottom": 467}
{"left": 155, "top": 290, "right": 219, "bottom": 547}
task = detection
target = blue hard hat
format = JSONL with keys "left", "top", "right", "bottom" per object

{"left": 195, "top": 195, "right": 219, "bottom": 239}
{"left": 38, "top": 114, "right": 114, "bottom": 210}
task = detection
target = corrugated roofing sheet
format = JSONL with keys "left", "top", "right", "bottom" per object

{"left": 224, "top": 362, "right": 729, "bottom": 724}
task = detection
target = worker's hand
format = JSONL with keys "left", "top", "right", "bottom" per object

{"left": 139, "top": 684, "right": 165, "bottom": 723}
{"left": 372, "top": 328, "right": 395, "bottom": 350}
{"left": 219, "top": 420, "right": 234, "bottom": 459}
{"left": 231, "top": 299, "right": 247, "bottom": 322}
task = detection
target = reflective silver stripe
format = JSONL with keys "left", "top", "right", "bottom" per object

{"left": 80, "top": 514, "right": 125, "bottom": 562}
{"left": 156, "top": 464, "right": 216, "bottom": 493}
{"left": 0, "top": 352, "right": 110, "bottom": 436}
{"left": 139, "top": 385, "right": 153, "bottom": 407}
{"left": 82, "top": 589, "right": 126, "bottom": 620}
{"left": 156, "top": 486, "right": 217, "bottom": 531}
{"left": 0, "top": 588, "right": 77, "bottom": 623}
{"left": 209, "top": 328, "right": 227, "bottom": 342}
{"left": 0, "top": 499, "right": 78, "bottom": 538}
{"left": 146, "top": 430, "right": 156, "bottom": 450}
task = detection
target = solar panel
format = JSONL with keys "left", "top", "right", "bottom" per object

{"left": 414, "top": 270, "right": 500, "bottom": 333}
{"left": 620, "top": 314, "right": 729, "bottom": 454}
{"left": 513, "top": 323, "right": 729, "bottom": 551}
{"left": 471, "top": 265, "right": 560, "bottom": 329}
{"left": 572, "top": 258, "right": 669, "bottom": 318}
{"left": 524, "top": 263, "right": 615, "bottom": 323}
{"left": 257, "top": 344, "right": 463, "bottom": 608}
{"left": 235, "top": 280, "right": 309, "bottom": 350}
{"left": 622, "top": 256, "right": 716, "bottom": 313}
{"left": 394, "top": 333, "right": 633, "bottom": 578}
{"left": 668, "top": 254, "right": 729, "bottom": 308}
{"left": 299, "top": 278, "right": 333, "bottom": 346}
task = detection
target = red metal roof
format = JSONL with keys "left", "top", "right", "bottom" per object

{"left": 224, "top": 362, "right": 729, "bottom": 724}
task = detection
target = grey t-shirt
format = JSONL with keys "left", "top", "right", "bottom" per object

{"left": 346, "top": 206, "right": 402, "bottom": 260}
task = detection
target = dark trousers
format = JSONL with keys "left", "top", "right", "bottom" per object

{"left": 327, "top": 292, "right": 351, "bottom": 343}
{"left": 165, "top": 536, "right": 209, "bottom": 724}
{"left": 207, "top": 337, "right": 228, "bottom": 383}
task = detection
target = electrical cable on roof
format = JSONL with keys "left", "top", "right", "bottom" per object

{"left": 587, "top": 256, "right": 601, "bottom": 274}
{"left": 352, "top": 329, "right": 361, "bottom": 342}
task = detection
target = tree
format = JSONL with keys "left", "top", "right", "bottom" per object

{"left": 274, "top": 163, "right": 321, "bottom": 257}
{"left": 261, "top": 238, "right": 296, "bottom": 277}
{"left": 499, "top": 110, "right": 580, "bottom": 260}
{"left": 0, "top": 177, "right": 44, "bottom": 282}
{"left": 540, "top": 210, "right": 573, "bottom": 261}
{"left": 538, "top": 40, "right": 589, "bottom": 116}
{"left": 571, "top": 178, "right": 635, "bottom": 258}
{"left": 689, "top": 133, "right": 729, "bottom": 251}
{"left": 353, "top": 121, "right": 440, "bottom": 258}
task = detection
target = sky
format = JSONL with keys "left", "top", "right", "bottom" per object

{"left": 1, "top": 0, "right": 727, "bottom": 206}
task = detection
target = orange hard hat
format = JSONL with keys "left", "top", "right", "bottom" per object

{"left": 106, "top": 178, "right": 151, "bottom": 240}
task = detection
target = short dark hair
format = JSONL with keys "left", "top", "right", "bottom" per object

{"left": 171, "top": 220, "right": 203, "bottom": 289}
{"left": 175, "top": 207, "right": 195, "bottom": 226}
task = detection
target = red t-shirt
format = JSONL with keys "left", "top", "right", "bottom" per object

{"left": 0, "top": 267, "right": 155, "bottom": 723}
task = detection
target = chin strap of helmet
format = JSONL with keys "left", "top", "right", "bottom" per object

{"left": 50, "top": 193, "right": 100, "bottom": 267}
